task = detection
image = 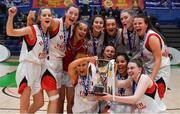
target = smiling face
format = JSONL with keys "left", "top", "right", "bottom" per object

{"left": 65, "top": 6, "right": 79, "bottom": 27}
{"left": 39, "top": 8, "right": 53, "bottom": 29}
{"left": 76, "top": 61, "right": 88, "bottom": 76}
{"left": 133, "top": 17, "right": 148, "bottom": 37}
{"left": 92, "top": 17, "right": 104, "bottom": 33}
{"left": 120, "top": 12, "right": 134, "bottom": 30}
{"left": 127, "top": 62, "right": 142, "bottom": 80}
{"left": 106, "top": 18, "right": 117, "bottom": 36}
{"left": 103, "top": 45, "right": 115, "bottom": 60}
{"left": 116, "top": 55, "right": 128, "bottom": 75}
{"left": 74, "top": 22, "right": 88, "bottom": 40}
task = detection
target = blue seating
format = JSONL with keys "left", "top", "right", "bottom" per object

{"left": 4, "top": 38, "right": 22, "bottom": 56}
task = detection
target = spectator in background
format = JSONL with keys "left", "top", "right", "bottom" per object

{"left": 107, "top": 7, "right": 113, "bottom": 17}
{"left": 6, "top": 0, "right": 14, "bottom": 8}
{"left": 100, "top": 6, "right": 106, "bottom": 18}
{"left": 0, "top": 2, "right": 7, "bottom": 35}
{"left": 93, "top": 6, "right": 98, "bottom": 16}
{"left": 113, "top": 7, "right": 121, "bottom": 27}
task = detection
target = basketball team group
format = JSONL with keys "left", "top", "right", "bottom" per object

{"left": 6, "top": 4, "right": 170, "bottom": 114}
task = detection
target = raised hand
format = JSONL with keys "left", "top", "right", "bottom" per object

{"left": 8, "top": 7, "right": 17, "bottom": 17}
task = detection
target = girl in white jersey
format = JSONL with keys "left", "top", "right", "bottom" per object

{"left": 6, "top": 7, "right": 52, "bottom": 113}
{"left": 58, "top": 5, "right": 80, "bottom": 113}
{"left": 68, "top": 55, "right": 99, "bottom": 113}
{"left": 27, "top": 5, "right": 80, "bottom": 113}
{"left": 120, "top": 9, "right": 141, "bottom": 59}
{"left": 133, "top": 14, "right": 170, "bottom": 111}
{"left": 98, "top": 59, "right": 162, "bottom": 113}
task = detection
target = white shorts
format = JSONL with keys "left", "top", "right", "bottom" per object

{"left": 42, "top": 57, "right": 63, "bottom": 89}
{"left": 156, "top": 65, "right": 171, "bottom": 88}
{"left": 110, "top": 102, "right": 132, "bottom": 113}
{"left": 60, "top": 71, "right": 73, "bottom": 87}
{"left": 16, "top": 62, "right": 42, "bottom": 95}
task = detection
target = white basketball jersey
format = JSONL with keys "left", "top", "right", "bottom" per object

{"left": 73, "top": 75, "right": 99, "bottom": 113}
{"left": 19, "top": 25, "right": 46, "bottom": 64}
{"left": 48, "top": 18, "right": 67, "bottom": 58}
{"left": 141, "top": 30, "right": 170, "bottom": 80}
{"left": 134, "top": 75, "right": 162, "bottom": 113}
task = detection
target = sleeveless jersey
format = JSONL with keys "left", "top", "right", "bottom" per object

{"left": 73, "top": 75, "right": 99, "bottom": 113}
{"left": 140, "top": 30, "right": 170, "bottom": 81}
{"left": 19, "top": 25, "right": 46, "bottom": 64}
{"left": 48, "top": 17, "right": 68, "bottom": 58}
{"left": 120, "top": 28, "right": 141, "bottom": 59}
{"left": 134, "top": 74, "right": 162, "bottom": 113}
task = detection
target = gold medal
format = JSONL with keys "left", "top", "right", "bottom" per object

{"left": 82, "top": 97, "right": 88, "bottom": 103}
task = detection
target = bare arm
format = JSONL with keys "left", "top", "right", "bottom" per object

{"left": 149, "top": 35, "right": 162, "bottom": 80}
{"left": 27, "top": 10, "right": 36, "bottom": 26}
{"left": 98, "top": 75, "right": 151, "bottom": 104}
{"left": 6, "top": 7, "right": 32, "bottom": 37}
{"left": 68, "top": 56, "right": 97, "bottom": 86}
{"left": 26, "top": 10, "right": 59, "bottom": 32}
{"left": 115, "top": 78, "right": 132, "bottom": 88}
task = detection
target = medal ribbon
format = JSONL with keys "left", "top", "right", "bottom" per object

{"left": 81, "top": 76, "right": 91, "bottom": 96}
{"left": 39, "top": 25, "right": 49, "bottom": 54}
{"left": 63, "top": 17, "right": 71, "bottom": 46}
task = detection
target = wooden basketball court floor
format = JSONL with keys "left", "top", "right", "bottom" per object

{"left": 0, "top": 58, "right": 180, "bottom": 114}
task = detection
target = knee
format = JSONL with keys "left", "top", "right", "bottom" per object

{"left": 35, "top": 100, "right": 44, "bottom": 109}
{"left": 49, "top": 94, "right": 59, "bottom": 102}
{"left": 58, "top": 94, "right": 65, "bottom": 101}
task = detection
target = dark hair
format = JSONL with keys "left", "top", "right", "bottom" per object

{"left": 134, "top": 14, "right": 167, "bottom": 43}
{"left": 36, "top": 8, "right": 52, "bottom": 25}
{"left": 134, "top": 14, "right": 149, "bottom": 28}
{"left": 104, "top": 17, "right": 117, "bottom": 46}
{"left": 105, "top": 16, "right": 116, "bottom": 22}
{"left": 65, "top": 4, "right": 81, "bottom": 22}
{"left": 87, "top": 15, "right": 105, "bottom": 40}
{"left": 116, "top": 53, "right": 130, "bottom": 63}
{"left": 101, "top": 45, "right": 116, "bottom": 59}
{"left": 38, "top": 7, "right": 52, "bottom": 16}
{"left": 129, "top": 59, "right": 143, "bottom": 68}
{"left": 65, "top": 4, "right": 80, "bottom": 12}
{"left": 72, "top": 20, "right": 89, "bottom": 39}
{"left": 90, "top": 15, "right": 105, "bottom": 30}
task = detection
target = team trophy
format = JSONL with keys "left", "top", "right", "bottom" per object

{"left": 93, "top": 59, "right": 116, "bottom": 97}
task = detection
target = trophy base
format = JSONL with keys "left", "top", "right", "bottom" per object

{"left": 93, "top": 84, "right": 106, "bottom": 96}
{"left": 94, "top": 92, "right": 107, "bottom": 96}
